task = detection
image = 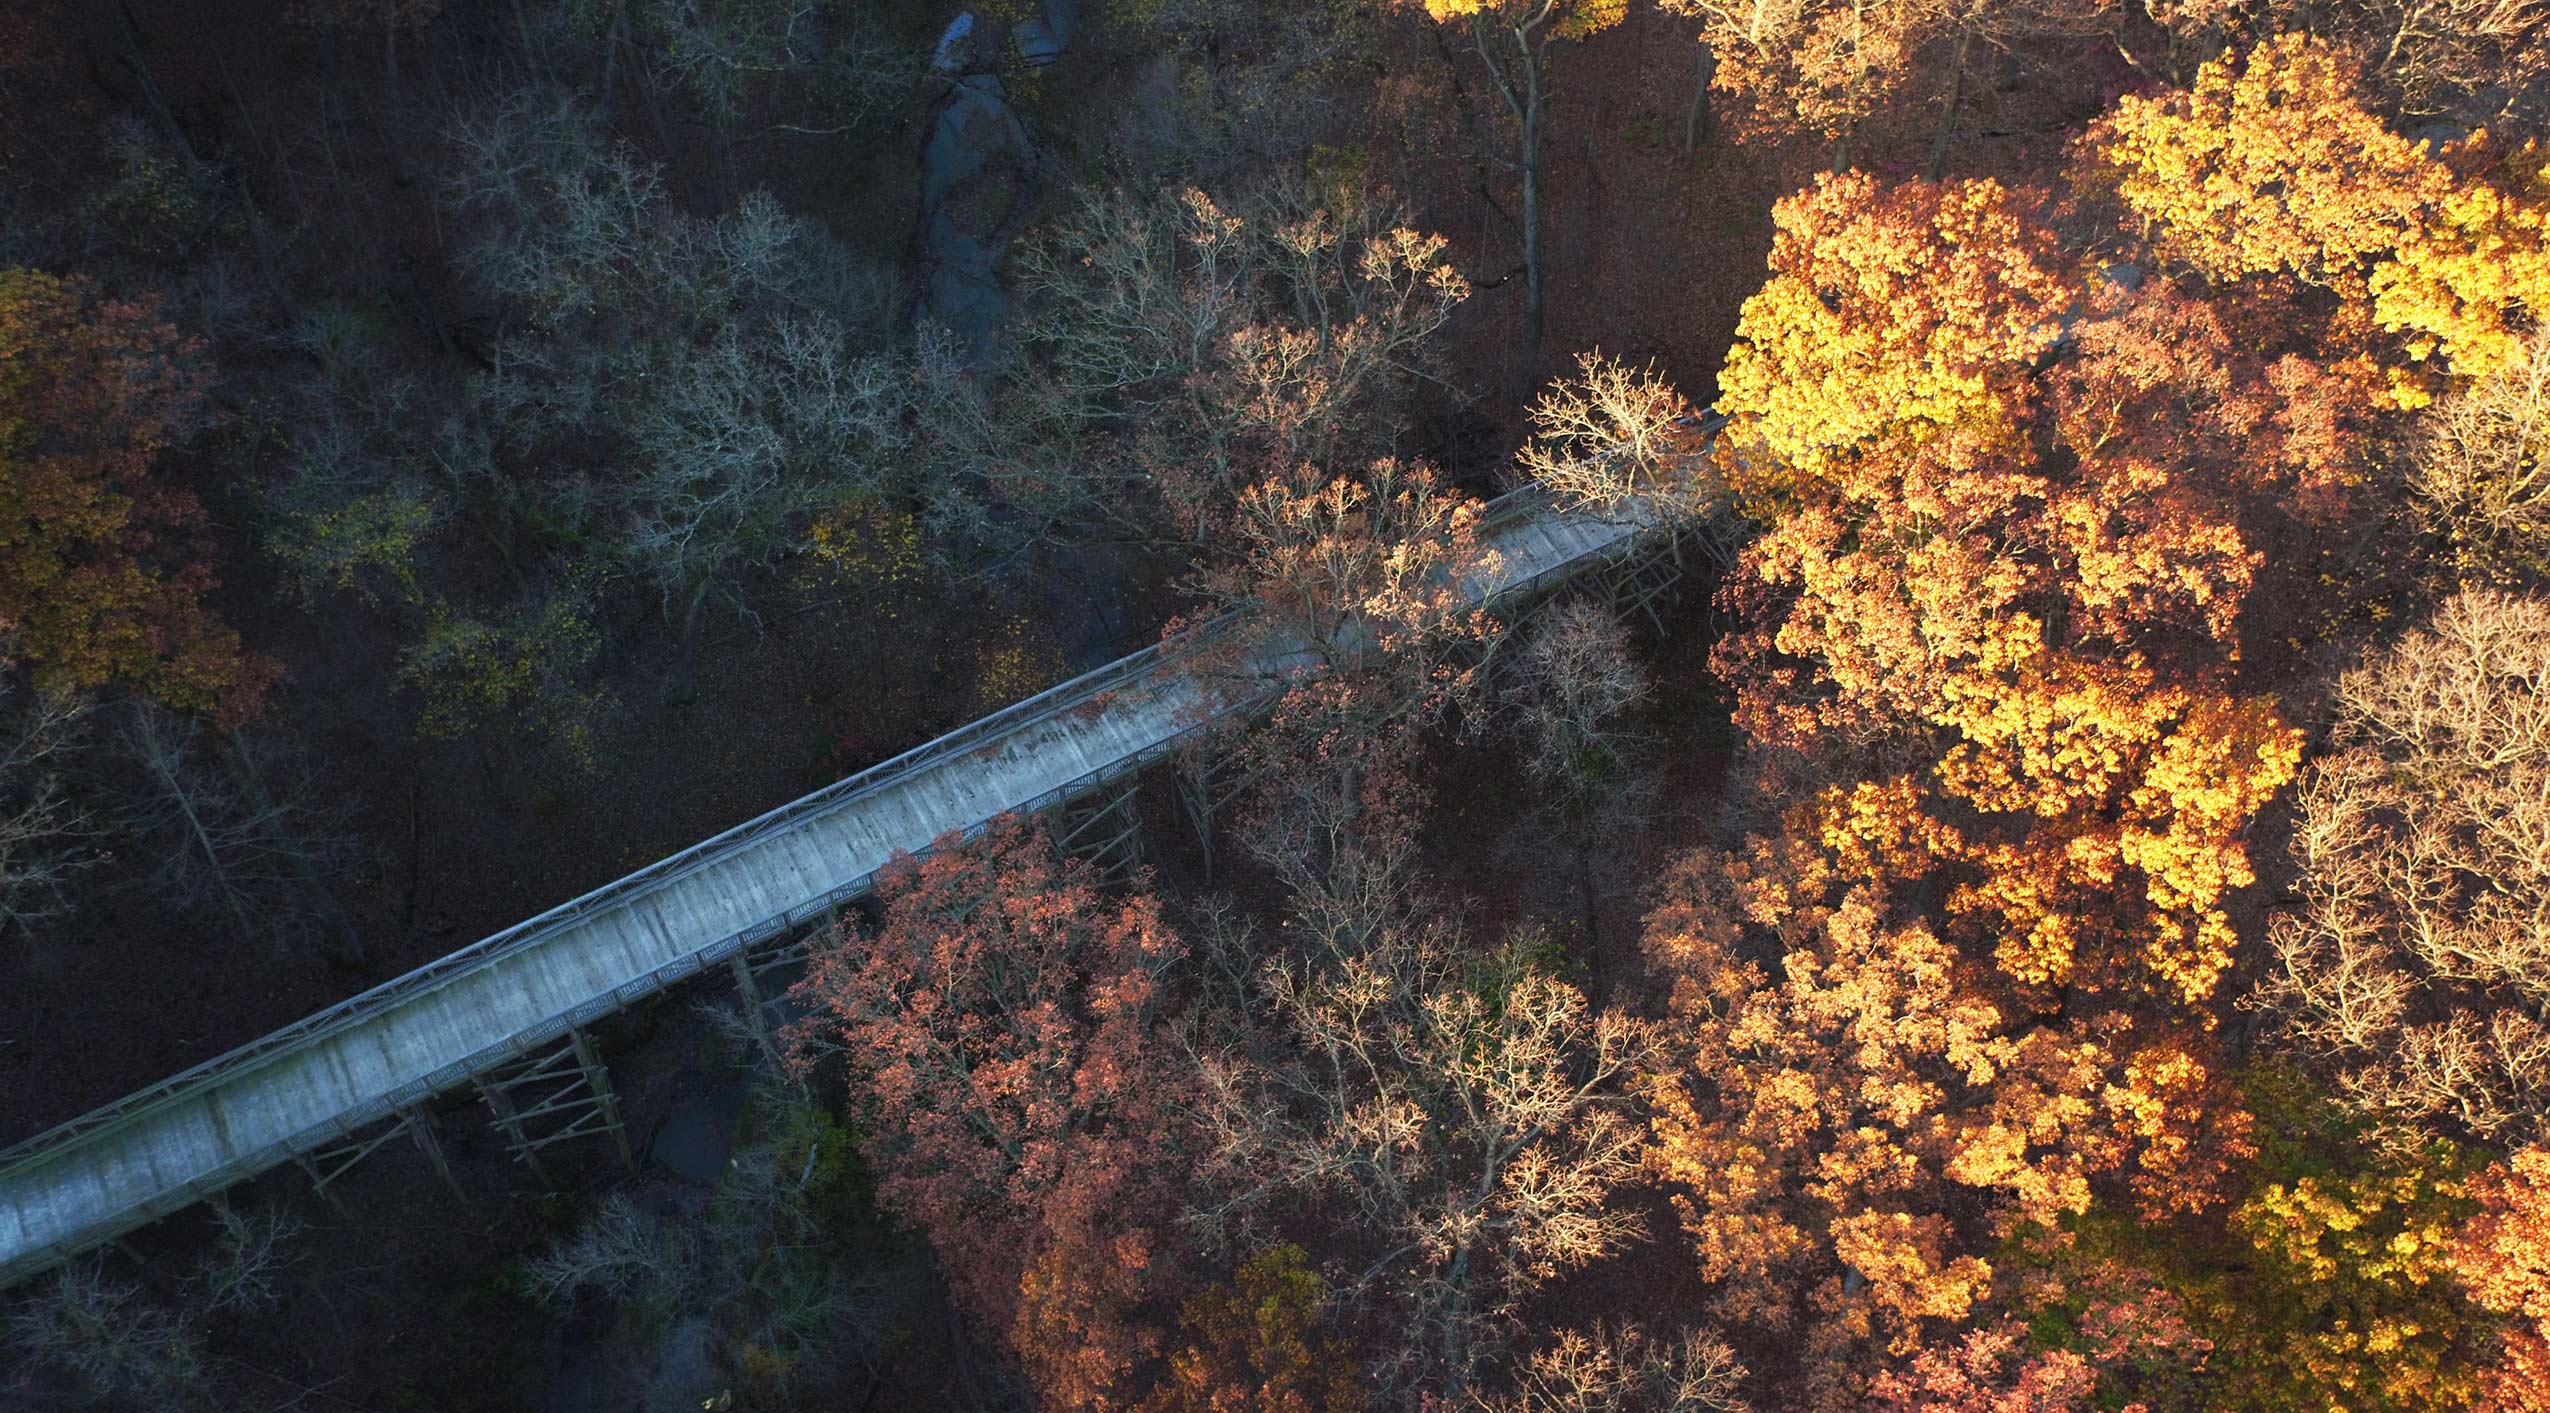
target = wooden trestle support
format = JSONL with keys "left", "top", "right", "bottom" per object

{"left": 292, "top": 1104, "right": 462, "bottom": 1211}
{"left": 1597, "top": 524, "right": 1692, "bottom": 632}
{"left": 475, "top": 1030, "right": 632, "bottom": 1181}
{"left": 1055, "top": 776, "right": 1147, "bottom": 886}
{"left": 1175, "top": 746, "right": 1270, "bottom": 886}
{"left": 726, "top": 925, "right": 819, "bottom": 1069}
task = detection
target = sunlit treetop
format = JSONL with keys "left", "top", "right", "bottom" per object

{"left": 2083, "top": 34, "right": 2550, "bottom": 397}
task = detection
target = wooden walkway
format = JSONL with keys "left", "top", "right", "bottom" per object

{"left": 0, "top": 486, "right": 1683, "bottom": 1289}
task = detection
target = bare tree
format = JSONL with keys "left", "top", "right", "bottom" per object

{"left": 1504, "top": 602, "right": 1657, "bottom": 946}
{"left": 2413, "top": 325, "right": 2550, "bottom": 587}
{"left": 1233, "top": 718, "right": 1435, "bottom": 963}
{"left": 1478, "top": 1323, "right": 1753, "bottom": 1413}
{"left": 3, "top": 1258, "right": 207, "bottom": 1408}
{"left": 188, "top": 1202, "right": 307, "bottom": 1316}
{"left": 1509, "top": 602, "right": 1648, "bottom": 801}
{"left": 1190, "top": 922, "right": 1661, "bottom": 1401}
{"left": 705, "top": 1114, "right": 885, "bottom": 1391}
{"left": 1408, "top": 0, "right": 1629, "bottom": 392}
{"left": 1518, "top": 353, "right": 1717, "bottom": 516}
{"left": 440, "top": 88, "right": 913, "bottom": 605}
{"left": 523, "top": 1094, "right": 883, "bottom": 1397}
{"left": 115, "top": 705, "right": 358, "bottom": 961}
{"left": 1199, "top": 457, "right": 1506, "bottom": 715}
{"left": 628, "top": 0, "right": 916, "bottom": 138}
{"left": 1011, "top": 179, "right": 1468, "bottom": 539}
{"left": 2346, "top": 0, "right": 2550, "bottom": 124}
{"left": 2256, "top": 589, "right": 2550, "bottom": 1145}
{"left": 0, "top": 667, "right": 96, "bottom": 939}
{"left": 1190, "top": 457, "right": 1505, "bottom": 909}
{"left": 523, "top": 1192, "right": 707, "bottom": 1328}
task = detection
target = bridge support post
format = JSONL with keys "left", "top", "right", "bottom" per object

{"left": 1175, "top": 750, "right": 1268, "bottom": 886}
{"left": 1176, "top": 757, "right": 1216, "bottom": 883}
{"left": 476, "top": 1028, "right": 632, "bottom": 1181}
{"left": 403, "top": 1104, "right": 463, "bottom": 1200}
{"left": 294, "top": 1106, "right": 455, "bottom": 1214}
{"left": 727, "top": 951, "right": 778, "bottom": 1062}
{"left": 1600, "top": 529, "right": 1688, "bottom": 633}
{"left": 1056, "top": 777, "right": 1145, "bottom": 887}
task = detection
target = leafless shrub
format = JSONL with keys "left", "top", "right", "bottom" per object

{"left": 4, "top": 1258, "right": 207, "bottom": 1407}
{"left": 2413, "top": 325, "right": 2550, "bottom": 587}
{"left": 0, "top": 670, "right": 96, "bottom": 938}
{"left": 1190, "top": 922, "right": 1661, "bottom": 1399}
{"left": 1519, "top": 352, "right": 1714, "bottom": 515}
{"left": 1479, "top": 1323, "right": 1753, "bottom": 1413}
{"left": 2257, "top": 589, "right": 2550, "bottom": 1145}
{"left": 114, "top": 705, "right": 357, "bottom": 958}
{"left": 189, "top": 1202, "right": 307, "bottom": 1315}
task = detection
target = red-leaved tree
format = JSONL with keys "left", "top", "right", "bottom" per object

{"left": 788, "top": 816, "right": 1194, "bottom": 1406}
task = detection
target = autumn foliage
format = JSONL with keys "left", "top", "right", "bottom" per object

{"left": 789, "top": 818, "right": 1191, "bottom": 1405}
{"left": 21, "top": 10, "right": 2550, "bottom": 1411}
{"left": 1709, "top": 170, "right": 2309, "bottom": 1007}
{"left": 2458, "top": 1148, "right": 2550, "bottom": 1413}
{"left": 1648, "top": 28, "right": 2550, "bottom": 1409}
{"left": 0, "top": 269, "right": 272, "bottom": 724}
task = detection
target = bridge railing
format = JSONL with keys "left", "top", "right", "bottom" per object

{"left": 0, "top": 463, "right": 1714, "bottom": 1194}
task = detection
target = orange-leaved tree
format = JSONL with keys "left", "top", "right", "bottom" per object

{"left": 1864, "top": 1324, "right": 2099, "bottom": 1413}
{"left": 1638, "top": 846, "right": 2251, "bottom": 1386}
{"left": 1, "top": 269, "right": 273, "bottom": 725}
{"left": 1709, "top": 173, "right": 2307, "bottom": 1007}
{"left": 2457, "top": 1147, "right": 2550, "bottom": 1413}
{"left": 787, "top": 817, "right": 1192, "bottom": 1407}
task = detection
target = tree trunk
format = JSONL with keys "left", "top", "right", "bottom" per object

{"left": 1683, "top": 43, "right": 1715, "bottom": 156}
{"left": 512, "top": 0, "right": 550, "bottom": 81}
{"left": 1472, "top": 15, "right": 1549, "bottom": 400}
{"left": 1575, "top": 841, "right": 1601, "bottom": 955}
{"left": 220, "top": 733, "right": 365, "bottom": 969}
{"left": 1925, "top": 27, "right": 1972, "bottom": 180}
{"left": 673, "top": 577, "right": 713, "bottom": 707}
{"left": 1517, "top": 41, "right": 1546, "bottom": 399}
{"left": 112, "top": 1, "right": 202, "bottom": 169}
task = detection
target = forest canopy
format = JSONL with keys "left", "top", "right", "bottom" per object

{"left": 3, "top": 0, "right": 2549, "bottom": 1410}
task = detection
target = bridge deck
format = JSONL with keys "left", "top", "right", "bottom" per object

{"left": 0, "top": 490, "right": 1670, "bottom": 1288}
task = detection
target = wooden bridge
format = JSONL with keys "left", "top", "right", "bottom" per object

{"left": 0, "top": 479, "right": 1706, "bottom": 1290}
